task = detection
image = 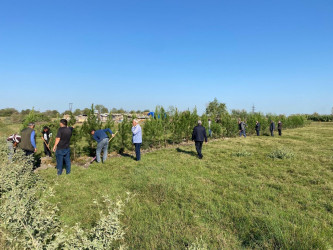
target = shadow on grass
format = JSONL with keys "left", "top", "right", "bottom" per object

{"left": 120, "top": 152, "right": 136, "bottom": 160}
{"left": 176, "top": 147, "right": 197, "bottom": 157}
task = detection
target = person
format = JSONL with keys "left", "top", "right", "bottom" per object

{"left": 19, "top": 122, "right": 37, "bottom": 156}
{"left": 7, "top": 134, "right": 21, "bottom": 161}
{"left": 192, "top": 120, "right": 208, "bottom": 159}
{"left": 53, "top": 119, "right": 73, "bottom": 175}
{"left": 238, "top": 118, "right": 242, "bottom": 135}
{"left": 278, "top": 121, "right": 282, "bottom": 136}
{"left": 255, "top": 121, "right": 261, "bottom": 136}
{"left": 270, "top": 120, "right": 275, "bottom": 136}
{"left": 132, "top": 119, "right": 142, "bottom": 161}
{"left": 91, "top": 128, "right": 115, "bottom": 163}
{"left": 239, "top": 120, "right": 247, "bottom": 138}
{"left": 208, "top": 119, "right": 212, "bottom": 137}
{"left": 41, "top": 126, "right": 52, "bottom": 157}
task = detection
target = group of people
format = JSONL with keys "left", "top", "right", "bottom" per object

{"left": 6, "top": 119, "right": 143, "bottom": 176}
{"left": 239, "top": 119, "right": 283, "bottom": 137}
{"left": 7, "top": 117, "right": 283, "bottom": 175}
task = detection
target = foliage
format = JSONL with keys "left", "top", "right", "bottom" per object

{"left": 205, "top": 98, "right": 227, "bottom": 120}
{"left": 232, "top": 149, "right": 252, "bottom": 157}
{"left": 21, "top": 108, "right": 51, "bottom": 129}
{"left": 307, "top": 113, "right": 333, "bottom": 122}
{"left": 95, "top": 104, "right": 108, "bottom": 114}
{"left": 81, "top": 104, "right": 102, "bottom": 155}
{"left": 0, "top": 108, "right": 18, "bottom": 117}
{"left": 267, "top": 148, "right": 295, "bottom": 159}
{"left": 0, "top": 138, "right": 127, "bottom": 249}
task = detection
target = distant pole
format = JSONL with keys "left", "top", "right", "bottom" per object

{"left": 252, "top": 104, "right": 256, "bottom": 113}
{"left": 69, "top": 103, "right": 73, "bottom": 112}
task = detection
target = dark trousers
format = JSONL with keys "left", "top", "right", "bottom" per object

{"left": 195, "top": 141, "right": 203, "bottom": 158}
{"left": 278, "top": 129, "right": 282, "bottom": 136}
{"left": 256, "top": 130, "right": 260, "bottom": 136}
{"left": 270, "top": 130, "right": 274, "bottom": 136}
{"left": 56, "top": 148, "right": 71, "bottom": 175}
{"left": 134, "top": 143, "right": 141, "bottom": 161}
{"left": 43, "top": 141, "right": 51, "bottom": 156}
{"left": 24, "top": 150, "right": 34, "bottom": 156}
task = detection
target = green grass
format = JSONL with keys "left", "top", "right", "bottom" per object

{"left": 39, "top": 122, "right": 333, "bottom": 249}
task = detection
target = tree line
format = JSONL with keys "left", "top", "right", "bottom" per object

{"left": 16, "top": 99, "right": 311, "bottom": 160}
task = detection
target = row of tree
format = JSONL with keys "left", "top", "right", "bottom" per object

{"left": 21, "top": 100, "right": 310, "bottom": 160}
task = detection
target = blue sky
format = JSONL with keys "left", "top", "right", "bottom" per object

{"left": 0, "top": 0, "right": 332, "bottom": 115}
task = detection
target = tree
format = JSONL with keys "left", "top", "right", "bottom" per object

{"left": 73, "top": 109, "right": 82, "bottom": 116}
{"left": 205, "top": 98, "right": 227, "bottom": 120}
{"left": 21, "top": 109, "right": 31, "bottom": 115}
{"left": 82, "top": 108, "right": 90, "bottom": 116}
{"left": 0, "top": 108, "right": 19, "bottom": 117}
{"left": 95, "top": 104, "right": 108, "bottom": 114}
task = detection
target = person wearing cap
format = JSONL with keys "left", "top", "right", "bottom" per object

{"left": 19, "top": 122, "right": 37, "bottom": 156}
{"left": 41, "top": 126, "right": 52, "bottom": 157}
{"left": 132, "top": 119, "right": 142, "bottom": 161}
{"left": 192, "top": 120, "right": 208, "bottom": 159}
{"left": 7, "top": 133, "right": 21, "bottom": 161}
{"left": 91, "top": 128, "right": 115, "bottom": 163}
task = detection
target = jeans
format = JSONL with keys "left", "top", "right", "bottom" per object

{"left": 134, "top": 143, "right": 141, "bottom": 161}
{"left": 56, "top": 148, "right": 71, "bottom": 175}
{"left": 239, "top": 130, "right": 246, "bottom": 137}
{"left": 271, "top": 130, "right": 274, "bottom": 136}
{"left": 96, "top": 138, "right": 109, "bottom": 163}
{"left": 195, "top": 141, "right": 203, "bottom": 159}
{"left": 208, "top": 129, "right": 212, "bottom": 137}
{"left": 256, "top": 130, "right": 260, "bottom": 136}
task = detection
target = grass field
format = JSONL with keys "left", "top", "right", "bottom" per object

{"left": 36, "top": 123, "right": 332, "bottom": 248}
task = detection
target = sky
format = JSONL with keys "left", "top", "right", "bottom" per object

{"left": 0, "top": 0, "right": 332, "bottom": 115}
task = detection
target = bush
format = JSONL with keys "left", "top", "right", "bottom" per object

{"left": 0, "top": 138, "right": 127, "bottom": 249}
{"left": 267, "top": 148, "right": 295, "bottom": 159}
{"left": 232, "top": 150, "right": 252, "bottom": 157}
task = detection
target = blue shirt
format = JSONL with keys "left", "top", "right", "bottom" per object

{"left": 93, "top": 128, "right": 113, "bottom": 143}
{"left": 132, "top": 125, "right": 142, "bottom": 143}
{"left": 30, "top": 130, "right": 36, "bottom": 148}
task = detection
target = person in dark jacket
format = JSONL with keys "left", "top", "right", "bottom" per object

{"left": 53, "top": 119, "right": 73, "bottom": 175}
{"left": 41, "top": 126, "right": 52, "bottom": 157}
{"left": 270, "top": 120, "right": 275, "bottom": 136}
{"left": 192, "top": 120, "right": 208, "bottom": 159}
{"left": 238, "top": 118, "right": 242, "bottom": 135}
{"left": 91, "top": 128, "right": 115, "bottom": 163}
{"left": 20, "top": 122, "right": 37, "bottom": 156}
{"left": 239, "top": 120, "right": 247, "bottom": 137}
{"left": 255, "top": 121, "right": 260, "bottom": 136}
{"left": 278, "top": 121, "right": 282, "bottom": 136}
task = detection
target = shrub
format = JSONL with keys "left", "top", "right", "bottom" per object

{"left": 267, "top": 148, "right": 295, "bottom": 159}
{"left": 232, "top": 150, "right": 253, "bottom": 157}
{"left": 0, "top": 138, "right": 127, "bottom": 249}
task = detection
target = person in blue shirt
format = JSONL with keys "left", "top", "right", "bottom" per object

{"left": 132, "top": 119, "right": 142, "bottom": 161}
{"left": 91, "top": 128, "right": 115, "bottom": 163}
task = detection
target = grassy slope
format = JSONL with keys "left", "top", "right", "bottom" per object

{"left": 39, "top": 123, "right": 333, "bottom": 249}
